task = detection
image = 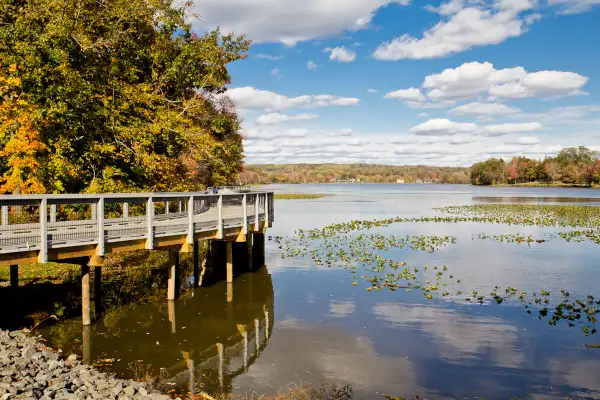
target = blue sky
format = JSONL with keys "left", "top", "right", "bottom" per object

{"left": 193, "top": 0, "right": 600, "bottom": 166}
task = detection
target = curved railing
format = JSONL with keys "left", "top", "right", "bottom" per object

{"left": 0, "top": 189, "right": 274, "bottom": 258}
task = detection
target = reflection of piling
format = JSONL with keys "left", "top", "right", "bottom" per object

{"left": 255, "top": 319, "right": 260, "bottom": 352}
{"left": 82, "top": 325, "right": 91, "bottom": 365}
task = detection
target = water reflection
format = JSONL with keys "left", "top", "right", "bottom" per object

{"left": 39, "top": 266, "right": 274, "bottom": 396}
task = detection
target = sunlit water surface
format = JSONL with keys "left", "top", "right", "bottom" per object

{"left": 40, "top": 185, "right": 600, "bottom": 399}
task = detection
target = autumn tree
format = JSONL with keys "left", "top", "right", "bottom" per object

{"left": 0, "top": 0, "right": 249, "bottom": 194}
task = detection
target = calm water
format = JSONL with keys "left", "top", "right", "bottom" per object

{"left": 40, "top": 185, "right": 600, "bottom": 399}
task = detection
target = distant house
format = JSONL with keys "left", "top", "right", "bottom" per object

{"left": 396, "top": 179, "right": 405, "bottom": 183}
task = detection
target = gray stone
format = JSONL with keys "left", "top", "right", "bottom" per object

{"left": 123, "top": 386, "right": 136, "bottom": 397}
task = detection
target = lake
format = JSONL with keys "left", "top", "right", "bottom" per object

{"left": 39, "top": 184, "right": 600, "bottom": 399}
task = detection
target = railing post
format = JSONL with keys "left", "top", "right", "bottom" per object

{"left": 187, "top": 195, "right": 194, "bottom": 244}
{"left": 1, "top": 205, "right": 8, "bottom": 226}
{"left": 254, "top": 193, "right": 259, "bottom": 231}
{"left": 39, "top": 198, "right": 48, "bottom": 263}
{"left": 217, "top": 195, "right": 223, "bottom": 239}
{"left": 166, "top": 201, "right": 170, "bottom": 215}
{"left": 123, "top": 202, "right": 129, "bottom": 218}
{"left": 242, "top": 194, "right": 248, "bottom": 235}
{"left": 97, "top": 197, "right": 105, "bottom": 256}
{"left": 146, "top": 197, "right": 154, "bottom": 250}
{"left": 91, "top": 203, "right": 97, "bottom": 221}
{"left": 50, "top": 204, "right": 57, "bottom": 223}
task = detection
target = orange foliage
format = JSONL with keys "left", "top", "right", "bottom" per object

{"left": 0, "top": 65, "right": 48, "bottom": 194}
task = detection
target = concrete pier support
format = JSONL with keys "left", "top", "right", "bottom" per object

{"left": 81, "top": 263, "right": 91, "bottom": 326}
{"left": 9, "top": 265, "right": 18, "bottom": 290}
{"left": 167, "top": 251, "right": 179, "bottom": 300}
{"left": 226, "top": 241, "right": 233, "bottom": 283}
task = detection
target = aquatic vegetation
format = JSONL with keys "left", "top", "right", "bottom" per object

{"left": 271, "top": 204, "right": 600, "bottom": 338}
{"left": 274, "top": 194, "right": 328, "bottom": 200}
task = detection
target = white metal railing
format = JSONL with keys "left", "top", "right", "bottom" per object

{"left": 0, "top": 190, "right": 274, "bottom": 259}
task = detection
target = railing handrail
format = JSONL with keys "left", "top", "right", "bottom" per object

{"left": 0, "top": 190, "right": 271, "bottom": 202}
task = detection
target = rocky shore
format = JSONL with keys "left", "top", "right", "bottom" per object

{"left": 0, "top": 330, "right": 174, "bottom": 400}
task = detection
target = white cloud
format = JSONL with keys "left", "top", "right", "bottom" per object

{"left": 449, "top": 102, "right": 521, "bottom": 116}
{"left": 270, "top": 67, "right": 281, "bottom": 76}
{"left": 373, "top": 0, "right": 539, "bottom": 60}
{"left": 255, "top": 54, "right": 282, "bottom": 60}
{"left": 327, "top": 46, "right": 357, "bottom": 62}
{"left": 549, "top": 0, "right": 600, "bottom": 14}
{"left": 367, "top": 88, "right": 379, "bottom": 93}
{"left": 418, "top": 112, "right": 429, "bottom": 117}
{"left": 328, "top": 129, "right": 353, "bottom": 137}
{"left": 505, "top": 136, "right": 541, "bottom": 145}
{"left": 483, "top": 122, "right": 542, "bottom": 136}
{"left": 409, "top": 118, "right": 478, "bottom": 136}
{"left": 307, "top": 60, "right": 319, "bottom": 69}
{"left": 256, "top": 113, "right": 318, "bottom": 125}
{"left": 225, "top": 87, "right": 360, "bottom": 110}
{"left": 188, "top": 0, "right": 411, "bottom": 46}
{"left": 407, "top": 118, "right": 542, "bottom": 138}
{"left": 404, "top": 61, "right": 590, "bottom": 102}
{"left": 384, "top": 87, "right": 426, "bottom": 102}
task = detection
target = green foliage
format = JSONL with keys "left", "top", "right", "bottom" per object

{"left": 0, "top": 0, "right": 249, "bottom": 193}
{"left": 240, "top": 164, "right": 470, "bottom": 184}
{"left": 471, "top": 146, "right": 600, "bottom": 187}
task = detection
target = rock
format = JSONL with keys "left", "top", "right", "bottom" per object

{"left": 0, "top": 329, "right": 172, "bottom": 399}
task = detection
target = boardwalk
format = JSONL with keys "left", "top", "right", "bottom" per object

{"left": 1, "top": 188, "right": 274, "bottom": 325}
{"left": 0, "top": 189, "right": 273, "bottom": 266}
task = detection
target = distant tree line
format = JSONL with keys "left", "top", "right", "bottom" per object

{"left": 239, "top": 164, "right": 470, "bottom": 184}
{"left": 471, "top": 146, "right": 600, "bottom": 186}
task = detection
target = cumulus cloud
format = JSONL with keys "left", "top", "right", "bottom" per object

{"left": 505, "top": 136, "right": 541, "bottom": 145}
{"left": 387, "top": 62, "right": 589, "bottom": 107}
{"left": 449, "top": 135, "right": 477, "bottom": 145}
{"left": 367, "top": 88, "right": 379, "bottom": 93}
{"left": 256, "top": 113, "right": 318, "bottom": 125}
{"left": 407, "top": 118, "right": 542, "bottom": 137}
{"left": 187, "top": 0, "right": 411, "bottom": 46}
{"left": 307, "top": 61, "right": 319, "bottom": 69}
{"left": 448, "top": 102, "right": 521, "bottom": 116}
{"left": 409, "top": 118, "right": 478, "bottom": 136}
{"left": 373, "top": 0, "right": 540, "bottom": 60}
{"left": 225, "top": 87, "right": 360, "bottom": 110}
{"left": 418, "top": 112, "right": 429, "bottom": 117}
{"left": 384, "top": 88, "right": 426, "bottom": 102}
{"left": 327, "top": 46, "right": 357, "bottom": 62}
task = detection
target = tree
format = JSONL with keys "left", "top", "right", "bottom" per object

{"left": 0, "top": 0, "right": 249, "bottom": 194}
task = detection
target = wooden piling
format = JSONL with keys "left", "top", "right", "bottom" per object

{"left": 167, "top": 251, "right": 179, "bottom": 300}
{"left": 81, "top": 263, "right": 91, "bottom": 326}
{"left": 193, "top": 241, "right": 200, "bottom": 288}
{"left": 226, "top": 241, "right": 233, "bottom": 283}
